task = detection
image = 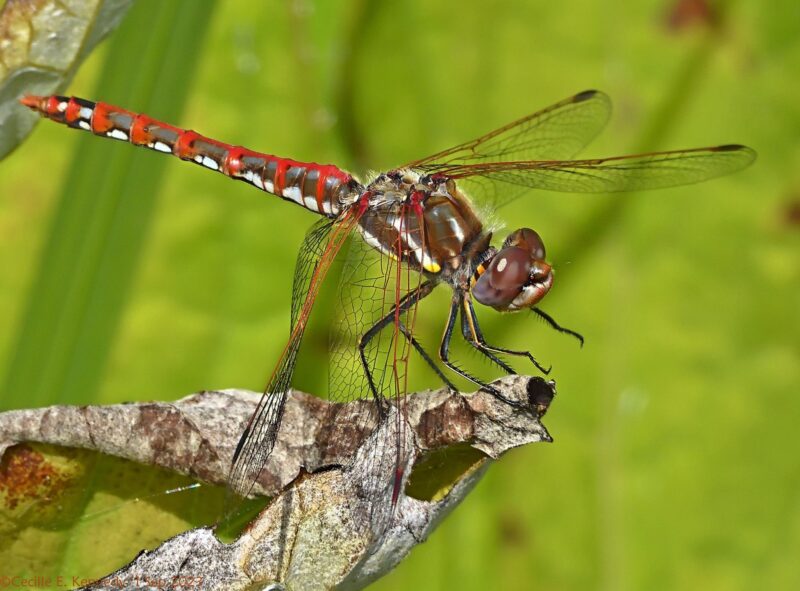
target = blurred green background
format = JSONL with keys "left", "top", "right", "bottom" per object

{"left": 1, "top": 0, "right": 798, "bottom": 589}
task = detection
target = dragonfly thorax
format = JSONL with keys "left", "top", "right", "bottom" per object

{"left": 357, "top": 170, "right": 485, "bottom": 276}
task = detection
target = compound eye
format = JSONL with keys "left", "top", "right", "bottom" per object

{"left": 503, "top": 228, "right": 546, "bottom": 261}
{"left": 472, "top": 247, "right": 531, "bottom": 308}
{"left": 489, "top": 247, "right": 531, "bottom": 288}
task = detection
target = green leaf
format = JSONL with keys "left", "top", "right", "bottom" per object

{"left": 0, "top": 442, "right": 225, "bottom": 582}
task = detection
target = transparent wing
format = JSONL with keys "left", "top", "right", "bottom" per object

{"left": 326, "top": 203, "right": 430, "bottom": 534}
{"left": 436, "top": 144, "right": 757, "bottom": 193}
{"left": 400, "top": 91, "right": 754, "bottom": 207}
{"left": 227, "top": 214, "right": 359, "bottom": 503}
{"left": 329, "top": 224, "right": 425, "bottom": 406}
{"left": 402, "top": 90, "right": 612, "bottom": 170}
{"left": 328, "top": 237, "right": 395, "bottom": 405}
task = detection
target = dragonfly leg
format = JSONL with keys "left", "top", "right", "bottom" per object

{"left": 459, "top": 301, "right": 518, "bottom": 374}
{"left": 401, "top": 321, "right": 457, "bottom": 390}
{"left": 358, "top": 281, "right": 454, "bottom": 405}
{"left": 533, "top": 307, "right": 585, "bottom": 346}
{"left": 439, "top": 295, "right": 525, "bottom": 408}
{"left": 463, "top": 298, "right": 551, "bottom": 374}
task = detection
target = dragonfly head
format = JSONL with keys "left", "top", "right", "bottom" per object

{"left": 472, "top": 228, "right": 553, "bottom": 311}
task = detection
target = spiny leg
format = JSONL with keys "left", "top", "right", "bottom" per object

{"left": 463, "top": 298, "right": 551, "bottom": 374}
{"left": 438, "top": 296, "right": 478, "bottom": 384}
{"left": 438, "top": 294, "right": 524, "bottom": 408}
{"left": 359, "top": 321, "right": 456, "bottom": 402}
{"left": 533, "top": 307, "right": 585, "bottom": 346}
{"left": 358, "top": 281, "right": 453, "bottom": 406}
{"left": 459, "top": 302, "right": 518, "bottom": 374}
{"left": 401, "top": 321, "right": 456, "bottom": 389}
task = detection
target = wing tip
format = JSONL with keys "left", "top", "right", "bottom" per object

{"left": 713, "top": 143, "right": 745, "bottom": 152}
{"left": 573, "top": 89, "right": 601, "bottom": 103}
{"left": 713, "top": 143, "right": 758, "bottom": 166}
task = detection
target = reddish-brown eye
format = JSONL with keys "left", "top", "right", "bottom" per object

{"left": 503, "top": 228, "right": 546, "bottom": 260}
{"left": 472, "top": 247, "right": 531, "bottom": 308}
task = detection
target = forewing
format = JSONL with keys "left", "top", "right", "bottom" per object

{"left": 328, "top": 233, "right": 421, "bottom": 405}
{"left": 291, "top": 220, "right": 336, "bottom": 328}
{"left": 404, "top": 90, "right": 611, "bottom": 170}
{"left": 439, "top": 144, "right": 757, "bottom": 193}
{"left": 328, "top": 237, "right": 393, "bottom": 405}
{"left": 227, "top": 215, "right": 358, "bottom": 503}
{"left": 401, "top": 91, "right": 754, "bottom": 207}
{"left": 327, "top": 204, "right": 429, "bottom": 533}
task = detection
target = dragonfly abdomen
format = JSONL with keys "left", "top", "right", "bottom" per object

{"left": 21, "top": 95, "right": 353, "bottom": 218}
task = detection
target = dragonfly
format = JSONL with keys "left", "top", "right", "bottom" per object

{"left": 20, "top": 90, "right": 755, "bottom": 532}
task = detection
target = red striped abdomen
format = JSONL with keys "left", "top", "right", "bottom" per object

{"left": 21, "top": 95, "right": 354, "bottom": 218}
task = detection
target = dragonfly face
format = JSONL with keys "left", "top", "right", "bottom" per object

{"left": 472, "top": 228, "right": 553, "bottom": 311}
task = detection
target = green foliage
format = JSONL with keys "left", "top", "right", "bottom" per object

{"left": 0, "top": 443, "right": 225, "bottom": 583}
{"left": 2, "top": 0, "right": 217, "bottom": 410}
{"left": 0, "top": 0, "right": 798, "bottom": 589}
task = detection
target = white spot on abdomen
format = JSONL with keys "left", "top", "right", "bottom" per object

{"left": 108, "top": 129, "right": 128, "bottom": 141}
{"left": 282, "top": 186, "right": 305, "bottom": 205}
{"left": 302, "top": 195, "right": 318, "bottom": 210}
